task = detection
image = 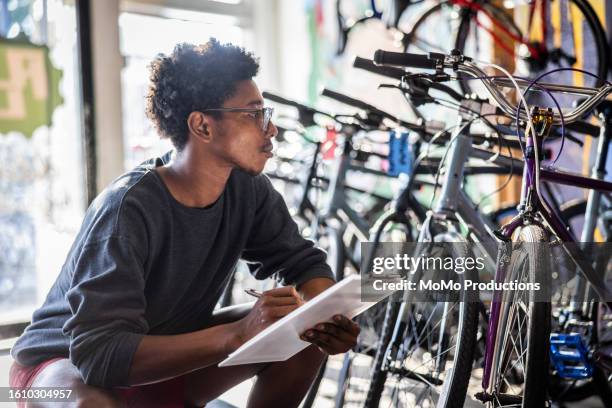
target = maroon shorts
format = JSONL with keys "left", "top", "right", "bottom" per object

{"left": 9, "top": 358, "right": 185, "bottom": 407}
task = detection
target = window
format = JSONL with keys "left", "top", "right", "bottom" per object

{"left": 0, "top": 0, "right": 85, "bottom": 326}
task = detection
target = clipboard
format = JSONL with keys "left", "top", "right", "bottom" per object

{"left": 219, "top": 275, "right": 386, "bottom": 367}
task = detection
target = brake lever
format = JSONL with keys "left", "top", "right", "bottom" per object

{"left": 403, "top": 71, "right": 451, "bottom": 83}
{"left": 379, "top": 83, "right": 431, "bottom": 100}
{"left": 379, "top": 81, "right": 435, "bottom": 107}
{"left": 333, "top": 114, "right": 379, "bottom": 134}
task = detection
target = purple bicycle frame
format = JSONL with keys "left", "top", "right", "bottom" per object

{"left": 481, "top": 131, "right": 612, "bottom": 389}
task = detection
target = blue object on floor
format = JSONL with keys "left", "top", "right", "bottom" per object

{"left": 550, "top": 333, "right": 593, "bottom": 379}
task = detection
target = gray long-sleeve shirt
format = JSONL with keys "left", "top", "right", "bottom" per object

{"left": 11, "top": 152, "right": 333, "bottom": 388}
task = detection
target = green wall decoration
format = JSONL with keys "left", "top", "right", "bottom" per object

{"left": 0, "top": 39, "right": 63, "bottom": 138}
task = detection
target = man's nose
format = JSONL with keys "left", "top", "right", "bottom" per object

{"left": 267, "top": 120, "right": 278, "bottom": 139}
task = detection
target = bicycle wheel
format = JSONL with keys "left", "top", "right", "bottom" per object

{"left": 333, "top": 221, "right": 415, "bottom": 408}
{"left": 300, "top": 224, "right": 351, "bottom": 408}
{"left": 364, "top": 229, "right": 480, "bottom": 408}
{"left": 401, "top": 1, "right": 521, "bottom": 97}
{"left": 363, "top": 291, "right": 402, "bottom": 407}
{"left": 486, "top": 225, "right": 551, "bottom": 407}
{"left": 335, "top": 299, "right": 395, "bottom": 407}
{"left": 453, "top": 0, "right": 609, "bottom": 97}
{"left": 549, "top": 255, "right": 612, "bottom": 405}
{"left": 401, "top": 1, "right": 466, "bottom": 99}
{"left": 402, "top": 1, "right": 460, "bottom": 56}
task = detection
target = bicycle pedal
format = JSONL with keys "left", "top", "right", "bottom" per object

{"left": 550, "top": 333, "right": 593, "bottom": 379}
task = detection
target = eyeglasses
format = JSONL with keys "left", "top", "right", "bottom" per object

{"left": 202, "top": 107, "right": 274, "bottom": 132}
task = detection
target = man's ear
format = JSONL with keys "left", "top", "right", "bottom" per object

{"left": 187, "top": 111, "right": 213, "bottom": 142}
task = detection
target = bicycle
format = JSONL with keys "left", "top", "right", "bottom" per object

{"left": 309, "top": 50, "right": 604, "bottom": 407}
{"left": 330, "top": 58, "right": 530, "bottom": 408}
{"left": 372, "top": 48, "right": 612, "bottom": 407}
{"left": 335, "top": 0, "right": 609, "bottom": 97}
{"left": 399, "top": 0, "right": 610, "bottom": 96}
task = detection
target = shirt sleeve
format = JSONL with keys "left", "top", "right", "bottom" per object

{"left": 62, "top": 235, "right": 148, "bottom": 388}
{"left": 241, "top": 174, "right": 335, "bottom": 287}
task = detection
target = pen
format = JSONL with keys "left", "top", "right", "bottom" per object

{"left": 244, "top": 288, "right": 263, "bottom": 299}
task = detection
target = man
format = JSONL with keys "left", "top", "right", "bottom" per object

{"left": 10, "top": 39, "right": 359, "bottom": 407}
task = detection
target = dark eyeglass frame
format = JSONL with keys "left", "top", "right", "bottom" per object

{"left": 202, "top": 107, "right": 274, "bottom": 132}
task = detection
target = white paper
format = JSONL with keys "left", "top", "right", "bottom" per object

{"left": 218, "top": 275, "right": 386, "bottom": 367}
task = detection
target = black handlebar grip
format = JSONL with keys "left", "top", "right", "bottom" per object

{"left": 353, "top": 57, "right": 405, "bottom": 80}
{"left": 321, "top": 88, "right": 403, "bottom": 125}
{"left": 321, "top": 88, "right": 373, "bottom": 112}
{"left": 373, "top": 50, "right": 436, "bottom": 69}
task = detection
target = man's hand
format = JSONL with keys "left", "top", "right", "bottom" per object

{"left": 232, "top": 286, "right": 304, "bottom": 349}
{"left": 300, "top": 314, "right": 360, "bottom": 355}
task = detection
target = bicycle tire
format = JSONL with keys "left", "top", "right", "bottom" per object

{"left": 402, "top": 1, "right": 520, "bottom": 96}
{"left": 332, "top": 217, "right": 416, "bottom": 407}
{"left": 301, "top": 355, "right": 328, "bottom": 408}
{"left": 453, "top": 2, "right": 520, "bottom": 96}
{"left": 558, "top": 198, "right": 588, "bottom": 222}
{"left": 300, "top": 225, "right": 346, "bottom": 408}
{"left": 364, "top": 231, "right": 480, "bottom": 408}
{"left": 569, "top": 0, "right": 610, "bottom": 85}
{"left": 363, "top": 291, "right": 402, "bottom": 407}
{"left": 453, "top": 0, "right": 609, "bottom": 96}
{"left": 402, "top": 1, "right": 448, "bottom": 54}
{"left": 488, "top": 224, "right": 551, "bottom": 407}
{"left": 518, "top": 226, "right": 551, "bottom": 407}
{"left": 437, "top": 242, "right": 481, "bottom": 408}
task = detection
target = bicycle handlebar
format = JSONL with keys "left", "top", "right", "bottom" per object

{"left": 372, "top": 50, "right": 612, "bottom": 125}
{"left": 264, "top": 90, "right": 401, "bottom": 133}
{"left": 262, "top": 91, "right": 305, "bottom": 109}
{"left": 353, "top": 56, "right": 463, "bottom": 102}
{"left": 321, "top": 88, "right": 398, "bottom": 121}
{"left": 320, "top": 88, "right": 420, "bottom": 130}
{"left": 320, "top": 88, "right": 442, "bottom": 134}
{"left": 321, "top": 88, "right": 380, "bottom": 114}
{"left": 353, "top": 56, "right": 404, "bottom": 79}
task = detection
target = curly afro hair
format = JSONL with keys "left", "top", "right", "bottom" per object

{"left": 145, "top": 39, "right": 260, "bottom": 151}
